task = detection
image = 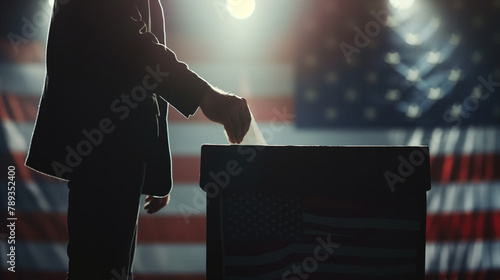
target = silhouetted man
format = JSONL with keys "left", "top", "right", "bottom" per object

{"left": 25, "top": 0, "right": 251, "bottom": 279}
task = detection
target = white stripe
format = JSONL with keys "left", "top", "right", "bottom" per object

{"left": 7, "top": 121, "right": 500, "bottom": 156}
{"left": 427, "top": 181, "right": 500, "bottom": 214}
{"left": 2, "top": 120, "right": 28, "bottom": 153}
{"left": 169, "top": 124, "right": 500, "bottom": 156}
{"left": 0, "top": 63, "right": 46, "bottom": 95}
{"left": 425, "top": 241, "right": 500, "bottom": 273}
{"left": 13, "top": 181, "right": 207, "bottom": 216}
{"left": 134, "top": 243, "right": 205, "bottom": 273}
{"left": 23, "top": 181, "right": 53, "bottom": 212}
{"left": 139, "top": 184, "right": 207, "bottom": 216}
{"left": 0, "top": 241, "right": 206, "bottom": 273}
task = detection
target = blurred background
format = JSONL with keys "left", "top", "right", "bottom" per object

{"left": 0, "top": 0, "right": 499, "bottom": 279}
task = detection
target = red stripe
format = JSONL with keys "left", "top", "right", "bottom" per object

{"left": 458, "top": 154, "right": 471, "bottom": 182}
{"left": 4, "top": 270, "right": 500, "bottom": 280}
{"left": 0, "top": 40, "right": 46, "bottom": 63}
{"left": 425, "top": 270, "right": 500, "bottom": 280}
{"left": 172, "top": 155, "right": 201, "bottom": 183}
{"left": 429, "top": 153, "right": 500, "bottom": 184}
{"left": 426, "top": 211, "right": 500, "bottom": 242}
{"left": 1, "top": 271, "right": 205, "bottom": 280}
{"left": 137, "top": 215, "right": 206, "bottom": 243}
{"left": 6, "top": 92, "right": 27, "bottom": 122}
{"left": 0, "top": 91, "right": 11, "bottom": 121}
{"left": 14, "top": 210, "right": 500, "bottom": 243}
{"left": 15, "top": 212, "right": 206, "bottom": 243}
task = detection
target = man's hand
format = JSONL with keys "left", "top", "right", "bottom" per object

{"left": 144, "top": 195, "right": 170, "bottom": 214}
{"left": 200, "top": 88, "right": 251, "bottom": 144}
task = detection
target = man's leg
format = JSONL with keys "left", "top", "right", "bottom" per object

{"left": 66, "top": 156, "right": 145, "bottom": 280}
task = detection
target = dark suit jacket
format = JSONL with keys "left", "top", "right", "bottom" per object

{"left": 25, "top": 0, "right": 210, "bottom": 196}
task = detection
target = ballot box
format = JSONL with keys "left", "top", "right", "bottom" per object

{"left": 200, "top": 145, "right": 431, "bottom": 280}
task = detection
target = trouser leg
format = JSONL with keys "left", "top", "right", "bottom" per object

{"left": 66, "top": 158, "right": 145, "bottom": 280}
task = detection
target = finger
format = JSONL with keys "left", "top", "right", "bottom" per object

{"left": 145, "top": 202, "right": 159, "bottom": 214}
{"left": 225, "top": 118, "right": 237, "bottom": 143}
{"left": 145, "top": 195, "right": 153, "bottom": 202}
{"left": 231, "top": 114, "right": 243, "bottom": 144}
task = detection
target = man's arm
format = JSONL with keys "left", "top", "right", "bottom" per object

{"left": 200, "top": 88, "right": 251, "bottom": 144}
{"left": 119, "top": 6, "right": 251, "bottom": 142}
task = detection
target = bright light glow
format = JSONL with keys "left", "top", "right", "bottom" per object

{"left": 226, "top": 0, "right": 256, "bottom": 20}
{"left": 389, "top": 0, "right": 415, "bottom": 10}
{"left": 48, "top": 0, "right": 54, "bottom": 9}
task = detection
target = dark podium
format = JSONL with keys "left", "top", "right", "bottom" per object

{"left": 200, "top": 145, "right": 431, "bottom": 280}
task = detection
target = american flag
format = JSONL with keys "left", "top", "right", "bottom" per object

{"left": 0, "top": 0, "right": 499, "bottom": 279}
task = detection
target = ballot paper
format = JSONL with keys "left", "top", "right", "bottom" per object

{"left": 225, "top": 110, "right": 267, "bottom": 145}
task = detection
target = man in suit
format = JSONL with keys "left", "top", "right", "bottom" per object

{"left": 25, "top": 0, "right": 251, "bottom": 279}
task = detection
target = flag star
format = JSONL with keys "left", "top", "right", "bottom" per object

{"left": 471, "top": 86, "right": 485, "bottom": 99}
{"left": 385, "top": 89, "right": 401, "bottom": 101}
{"left": 449, "top": 69, "right": 462, "bottom": 82}
{"left": 449, "top": 33, "right": 461, "bottom": 45}
{"left": 366, "top": 71, "right": 378, "bottom": 84}
{"left": 428, "top": 87, "right": 442, "bottom": 100}
{"left": 385, "top": 52, "right": 401, "bottom": 64}
{"left": 324, "top": 71, "right": 338, "bottom": 84}
{"left": 407, "top": 68, "right": 420, "bottom": 82}
{"left": 427, "top": 51, "right": 442, "bottom": 64}
{"left": 345, "top": 89, "right": 358, "bottom": 102}
{"left": 471, "top": 51, "right": 483, "bottom": 63}
{"left": 364, "top": 107, "right": 378, "bottom": 121}
{"left": 405, "top": 33, "right": 422, "bottom": 46}
{"left": 406, "top": 104, "right": 421, "bottom": 118}
{"left": 449, "top": 104, "right": 462, "bottom": 118}
{"left": 304, "top": 89, "right": 318, "bottom": 102}
{"left": 325, "top": 107, "right": 338, "bottom": 121}
{"left": 386, "top": 15, "right": 400, "bottom": 28}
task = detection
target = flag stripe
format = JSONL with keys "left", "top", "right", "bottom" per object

{"left": 3, "top": 240, "right": 500, "bottom": 274}
{"left": 12, "top": 208, "right": 500, "bottom": 243}
{"left": 426, "top": 210, "right": 500, "bottom": 242}
{"left": 0, "top": 242, "right": 206, "bottom": 273}
{"left": 3, "top": 120, "right": 500, "bottom": 155}
{"left": 0, "top": 62, "right": 293, "bottom": 96}
{"left": 5, "top": 150, "right": 499, "bottom": 186}
{"left": 14, "top": 212, "right": 206, "bottom": 243}
{"left": 0, "top": 271, "right": 206, "bottom": 280}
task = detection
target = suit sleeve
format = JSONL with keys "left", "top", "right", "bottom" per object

{"left": 96, "top": 2, "right": 211, "bottom": 118}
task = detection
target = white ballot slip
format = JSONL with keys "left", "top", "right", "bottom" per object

{"left": 225, "top": 109, "right": 267, "bottom": 145}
